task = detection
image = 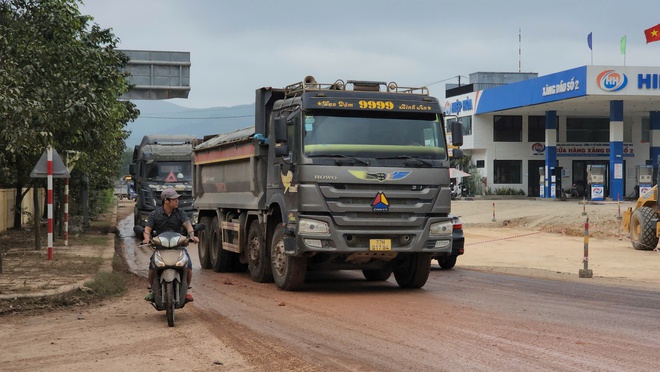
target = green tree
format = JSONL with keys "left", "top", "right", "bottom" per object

{"left": 0, "top": 0, "right": 139, "bottom": 231}
{"left": 120, "top": 147, "right": 134, "bottom": 177}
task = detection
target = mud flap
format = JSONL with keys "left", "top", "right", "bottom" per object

{"left": 160, "top": 269, "right": 181, "bottom": 283}
{"left": 284, "top": 235, "right": 296, "bottom": 254}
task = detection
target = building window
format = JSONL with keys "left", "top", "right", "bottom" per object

{"left": 494, "top": 115, "right": 522, "bottom": 142}
{"left": 494, "top": 160, "right": 522, "bottom": 184}
{"left": 566, "top": 118, "right": 609, "bottom": 142}
{"left": 642, "top": 117, "right": 650, "bottom": 142}
{"left": 476, "top": 160, "right": 485, "bottom": 168}
{"left": 528, "top": 116, "right": 545, "bottom": 142}
{"left": 447, "top": 116, "right": 472, "bottom": 136}
{"left": 528, "top": 115, "right": 560, "bottom": 142}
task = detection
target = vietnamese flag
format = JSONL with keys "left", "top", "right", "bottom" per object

{"left": 644, "top": 22, "right": 660, "bottom": 43}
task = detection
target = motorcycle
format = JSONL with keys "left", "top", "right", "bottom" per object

{"left": 458, "top": 182, "right": 469, "bottom": 197}
{"left": 135, "top": 224, "right": 204, "bottom": 327}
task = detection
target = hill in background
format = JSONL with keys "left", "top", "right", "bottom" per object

{"left": 125, "top": 100, "right": 255, "bottom": 149}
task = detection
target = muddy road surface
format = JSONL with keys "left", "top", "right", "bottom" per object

{"left": 3, "top": 200, "right": 660, "bottom": 371}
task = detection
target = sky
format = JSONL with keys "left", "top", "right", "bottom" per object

{"left": 79, "top": 0, "right": 660, "bottom": 109}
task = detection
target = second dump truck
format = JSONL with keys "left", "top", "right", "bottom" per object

{"left": 130, "top": 135, "right": 197, "bottom": 232}
{"left": 193, "top": 76, "right": 462, "bottom": 290}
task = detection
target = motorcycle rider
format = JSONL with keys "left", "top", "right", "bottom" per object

{"left": 142, "top": 188, "right": 199, "bottom": 302}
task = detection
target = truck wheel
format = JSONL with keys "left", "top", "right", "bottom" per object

{"left": 210, "top": 216, "right": 233, "bottom": 272}
{"left": 438, "top": 256, "right": 457, "bottom": 269}
{"left": 197, "top": 216, "right": 212, "bottom": 269}
{"left": 393, "top": 253, "right": 431, "bottom": 289}
{"left": 630, "top": 206, "right": 659, "bottom": 250}
{"left": 270, "top": 225, "right": 307, "bottom": 291}
{"left": 133, "top": 206, "right": 140, "bottom": 237}
{"left": 247, "top": 220, "right": 273, "bottom": 283}
{"left": 362, "top": 268, "right": 392, "bottom": 281}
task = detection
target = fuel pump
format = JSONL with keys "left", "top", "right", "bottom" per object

{"left": 539, "top": 166, "right": 545, "bottom": 198}
{"left": 637, "top": 165, "right": 654, "bottom": 197}
{"left": 587, "top": 164, "right": 606, "bottom": 201}
{"left": 549, "top": 166, "right": 562, "bottom": 198}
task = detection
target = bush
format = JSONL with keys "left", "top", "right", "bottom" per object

{"left": 484, "top": 187, "right": 526, "bottom": 196}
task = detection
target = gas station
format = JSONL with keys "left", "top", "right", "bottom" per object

{"left": 443, "top": 65, "right": 660, "bottom": 200}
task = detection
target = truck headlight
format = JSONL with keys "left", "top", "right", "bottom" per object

{"left": 430, "top": 221, "right": 453, "bottom": 237}
{"left": 298, "top": 218, "right": 329, "bottom": 235}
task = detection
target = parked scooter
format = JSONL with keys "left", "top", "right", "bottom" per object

{"left": 450, "top": 181, "right": 458, "bottom": 200}
{"left": 135, "top": 224, "right": 205, "bottom": 327}
{"left": 459, "top": 182, "right": 469, "bottom": 197}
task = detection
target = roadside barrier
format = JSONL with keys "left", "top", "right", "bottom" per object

{"left": 491, "top": 202, "right": 496, "bottom": 222}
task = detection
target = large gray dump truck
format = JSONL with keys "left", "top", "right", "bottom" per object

{"left": 130, "top": 135, "right": 197, "bottom": 232}
{"left": 193, "top": 76, "right": 463, "bottom": 290}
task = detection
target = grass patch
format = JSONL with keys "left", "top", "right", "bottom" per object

{"left": 0, "top": 272, "right": 130, "bottom": 316}
{"left": 71, "top": 234, "right": 109, "bottom": 246}
{"left": 84, "top": 271, "right": 128, "bottom": 297}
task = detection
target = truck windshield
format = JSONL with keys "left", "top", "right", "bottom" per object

{"left": 144, "top": 161, "right": 192, "bottom": 182}
{"left": 303, "top": 112, "right": 447, "bottom": 160}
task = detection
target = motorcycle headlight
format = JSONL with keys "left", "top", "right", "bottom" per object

{"left": 430, "top": 220, "right": 453, "bottom": 237}
{"left": 153, "top": 235, "right": 186, "bottom": 248}
{"left": 175, "top": 251, "right": 189, "bottom": 267}
{"left": 153, "top": 251, "right": 166, "bottom": 268}
{"left": 298, "top": 218, "right": 329, "bottom": 235}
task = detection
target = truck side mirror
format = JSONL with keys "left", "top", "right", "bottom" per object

{"left": 274, "top": 145, "right": 289, "bottom": 157}
{"left": 451, "top": 121, "right": 463, "bottom": 147}
{"left": 274, "top": 117, "right": 287, "bottom": 144}
{"left": 129, "top": 163, "right": 135, "bottom": 176}
{"left": 450, "top": 148, "right": 463, "bottom": 159}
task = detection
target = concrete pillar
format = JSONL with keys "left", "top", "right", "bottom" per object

{"left": 609, "top": 100, "right": 624, "bottom": 200}
{"left": 544, "top": 110, "right": 557, "bottom": 198}
{"left": 650, "top": 111, "right": 660, "bottom": 166}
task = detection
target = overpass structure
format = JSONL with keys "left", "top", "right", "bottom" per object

{"left": 119, "top": 50, "right": 190, "bottom": 100}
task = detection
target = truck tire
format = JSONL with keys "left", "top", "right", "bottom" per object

{"left": 133, "top": 205, "right": 140, "bottom": 237}
{"left": 362, "top": 268, "right": 392, "bottom": 281}
{"left": 630, "top": 206, "right": 659, "bottom": 250}
{"left": 270, "top": 225, "right": 307, "bottom": 291}
{"left": 393, "top": 253, "right": 431, "bottom": 289}
{"left": 197, "top": 216, "right": 212, "bottom": 269}
{"left": 247, "top": 220, "right": 273, "bottom": 283}
{"left": 210, "top": 216, "right": 233, "bottom": 272}
{"left": 438, "top": 256, "right": 457, "bottom": 269}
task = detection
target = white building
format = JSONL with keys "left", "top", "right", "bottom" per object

{"left": 443, "top": 66, "right": 660, "bottom": 200}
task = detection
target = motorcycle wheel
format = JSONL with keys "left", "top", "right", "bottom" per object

{"left": 165, "top": 282, "right": 175, "bottom": 327}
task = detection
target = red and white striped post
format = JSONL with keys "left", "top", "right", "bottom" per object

{"left": 47, "top": 145, "right": 53, "bottom": 260}
{"left": 579, "top": 217, "right": 593, "bottom": 278}
{"left": 491, "top": 202, "right": 496, "bottom": 222}
{"left": 64, "top": 177, "right": 69, "bottom": 246}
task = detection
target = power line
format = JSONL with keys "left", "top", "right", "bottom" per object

{"left": 139, "top": 114, "right": 255, "bottom": 120}
{"left": 421, "top": 75, "right": 469, "bottom": 87}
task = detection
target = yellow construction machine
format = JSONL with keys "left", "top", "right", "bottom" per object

{"left": 622, "top": 186, "right": 660, "bottom": 250}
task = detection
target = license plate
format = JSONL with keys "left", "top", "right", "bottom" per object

{"left": 369, "top": 239, "right": 391, "bottom": 251}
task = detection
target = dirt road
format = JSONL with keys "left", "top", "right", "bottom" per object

{"left": 2, "top": 198, "right": 660, "bottom": 371}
